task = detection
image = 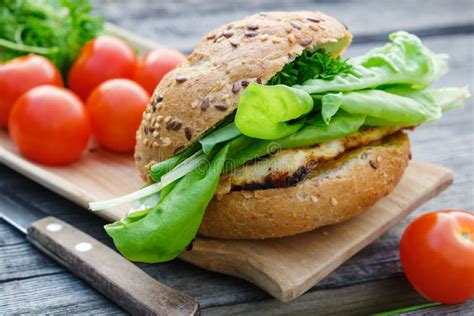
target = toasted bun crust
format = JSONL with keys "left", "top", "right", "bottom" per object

{"left": 198, "top": 132, "right": 411, "bottom": 239}
{"left": 135, "top": 11, "right": 352, "bottom": 176}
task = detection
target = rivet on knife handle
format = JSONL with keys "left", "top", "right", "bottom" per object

{"left": 27, "top": 216, "right": 200, "bottom": 315}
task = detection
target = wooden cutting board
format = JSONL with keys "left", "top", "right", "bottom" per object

{"left": 0, "top": 130, "right": 452, "bottom": 301}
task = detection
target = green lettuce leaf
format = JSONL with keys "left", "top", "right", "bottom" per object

{"left": 105, "top": 145, "right": 229, "bottom": 263}
{"left": 296, "top": 31, "right": 448, "bottom": 94}
{"left": 199, "top": 122, "right": 241, "bottom": 154}
{"left": 318, "top": 87, "right": 469, "bottom": 126}
{"left": 235, "top": 83, "right": 313, "bottom": 139}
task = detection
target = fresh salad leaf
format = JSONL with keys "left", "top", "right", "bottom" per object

{"left": 267, "top": 49, "right": 353, "bottom": 86}
{"left": 317, "top": 87, "right": 469, "bottom": 126}
{"left": 235, "top": 83, "right": 313, "bottom": 139}
{"left": 0, "top": 0, "right": 103, "bottom": 76}
{"left": 199, "top": 122, "right": 241, "bottom": 154}
{"left": 296, "top": 31, "right": 448, "bottom": 94}
{"left": 105, "top": 145, "right": 229, "bottom": 263}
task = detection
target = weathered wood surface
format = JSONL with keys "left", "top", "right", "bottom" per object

{"left": 1, "top": 0, "right": 473, "bottom": 314}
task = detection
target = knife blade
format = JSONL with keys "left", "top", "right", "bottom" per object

{"left": 0, "top": 195, "right": 200, "bottom": 315}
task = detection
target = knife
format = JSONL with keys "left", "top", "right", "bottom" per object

{"left": 0, "top": 195, "right": 200, "bottom": 315}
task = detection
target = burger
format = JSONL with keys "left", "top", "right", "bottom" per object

{"left": 90, "top": 11, "right": 468, "bottom": 263}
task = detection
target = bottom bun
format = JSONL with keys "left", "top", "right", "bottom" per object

{"left": 199, "top": 131, "right": 411, "bottom": 239}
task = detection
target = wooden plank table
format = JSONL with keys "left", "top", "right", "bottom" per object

{"left": 1, "top": 0, "right": 473, "bottom": 314}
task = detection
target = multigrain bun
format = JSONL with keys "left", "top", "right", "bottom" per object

{"left": 198, "top": 132, "right": 411, "bottom": 239}
{"left": 135, "top": 11, "right": 352, "bottom": 176}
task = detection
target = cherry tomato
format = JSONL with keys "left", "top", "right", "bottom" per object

{"left": 400, "top": 210, "right": 474, "bottom": 304}
{"left": 134, "top": 48, "right": 186, "bottom": 94}
{"left": 0, "top": 54, "right": 63, "bottom": 127}
{"left": 68, "top": 36, "right": 137, "bottom": 100}
{"left": 9, "top": 85, "right": 90, "bottom": 165}
{"left": 86, "top": 79, "right": 149, "bottom": 153}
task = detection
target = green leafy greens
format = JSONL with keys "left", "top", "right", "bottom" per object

{"left": 0, "top": 0, "right": 103, "bottom": 76}
{"left": 94, "top": 31, "right": 469, "bottom": 263}
{"left": 235, "top": 83, "right": 313, "bottom": 139}
{"left": 267, "top": 49, "right": 353, "bottom": 86}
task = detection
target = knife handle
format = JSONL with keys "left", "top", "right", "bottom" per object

{"left": 27, "top": 216, "right": 200, "bottom": 316}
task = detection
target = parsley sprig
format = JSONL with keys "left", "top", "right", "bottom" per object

{"left": 268, "top": 49, "right": 352, "bottom": 86}
{"left": 0, "top": 0, "right": 103, "bottom": 76}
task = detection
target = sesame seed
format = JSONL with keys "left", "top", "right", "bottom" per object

{"left": 247, "top": 24, "right": 258, "bottom": 30}
{"left": 260, "top": 34, "right": 269, "bottom": 42}
{"left": 310, "top": 195, "right": 318, "bottom": 203}
{"left": 152, "top": 130, "right": 159, "bottom": 138}
{"left": 143, "top": 138, "right": 149, "bottom": 146}
{"left": 230, "top": 40, "right": 239, "bottom": 48}
{"left": 245, "top": 31, "right": 258, "bottom": 37}
{"left": 256, "top": 78, "right": 262, "bottom": 84}
{"left": 272, "top": 38, "right": 282, "bottom": 44}
{"left": 330, "top": 197, "right": 338, "bottom": 206}
{"left": 185, "top": 127, "right": 193, "bottom": 140}
{"left": 152, "top": 141, "right": 159, "bottom": 148}
{"left": 342, "top": 23, "right": 349, "bottom": 30}
{"left": 154, "top": 122, "right": 160, "bottom": 129}
{"left": 156, "top": 115, "right": 164, "bottom": 122}
{"left": 143, "top": 125, "right": 149, "bottom": 134}
{"left": 226, "top": 24, "right": 233, "bottom": 30}
{"left": 309, "top": 24, "right": 319, "bottom": 32}
{"left": 300, "top": 39, "right": 313, "bottom": 47}
{"left": 369, "top": 160, "right": 379, "bottom": 169}
{"left": 161, "top": 137, "right": 171, "bottom": 146}
{"left": 223, "top": 31, "right": 234, "bottom": 38}
{"left": 307, "top": 17, "right": 321, "bottom": 23}
{"left": 164, "top": 116, "right": 172, "bottom": 123}
{"left": 291, "top": 22, "right": 301, "bottom": 30}
{"left": 216, "top": 36, "right": 225, "bottom": 43}
{"left": 206, "top": 34, "right": 216, "bottom": 40}
{"left": 241, "top": 80, "right": 249, "bottom": 87}
{"left": 176, "top": 77, "right": 187, "bottom": 83}
{"left": 200, "top": 97, "right": 210, "bottom": 111}
{"left": 231, "top": 82, "right": 240, "bottom": 93}
{"left": 288, "top": 34, "right": 296, "bottom": 44}
{"left": 214, "top": 104, "right": 228, "bottom": 111}
{"left": 360, "top": 152, "right": 368, "bottom": 160}
{"left": 156, "top": 96, "right": 164, "bottom": 103}
{"left": 377, "top": 155, "right": 382, "bottom": 162}
{"left": 322, "top": 231, "right": 329, "bottom": 236}
{"left": 145, "top": 113, "right": 151, "bottom": 120}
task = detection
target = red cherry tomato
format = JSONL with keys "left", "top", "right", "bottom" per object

{"left": 134, "top": 48, "right": 186, "bottom": 94}
{"left": 9, "top": 86, "right": 91, "bottom": 165}
{"left": 0, "top": 54, "right": 63, "bottom": 127}
{"left": 86, "top": 79, "right": 149, "bottom": 153}
{"left": 68, "top": 36, "right": 137, "bottom": 100}
{"left": 400, "top": 210, "right": 474, "bottom": 304}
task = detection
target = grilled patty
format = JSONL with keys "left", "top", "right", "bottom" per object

{"left": 216, "top": 126, "right": 405, "bottom": 195}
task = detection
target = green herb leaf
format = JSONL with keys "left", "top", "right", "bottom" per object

{"left": 235, "top": 83, "right": 313, "bottom": 139}
{"left": 267, "top": 49, "right": 352, "bottom": 86}
{"left": 105, "top": 145, "right": 229, "bottom": 263}
{"left": 0, "top": 0, "right": 103, "bottom": 76}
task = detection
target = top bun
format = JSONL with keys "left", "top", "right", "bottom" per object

{"left": 135, "top": 11, "right": 352, "bottom": 176}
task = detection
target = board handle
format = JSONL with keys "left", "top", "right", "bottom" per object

{"left": 27, "top": 216, "right": 200, "bottom": 316}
